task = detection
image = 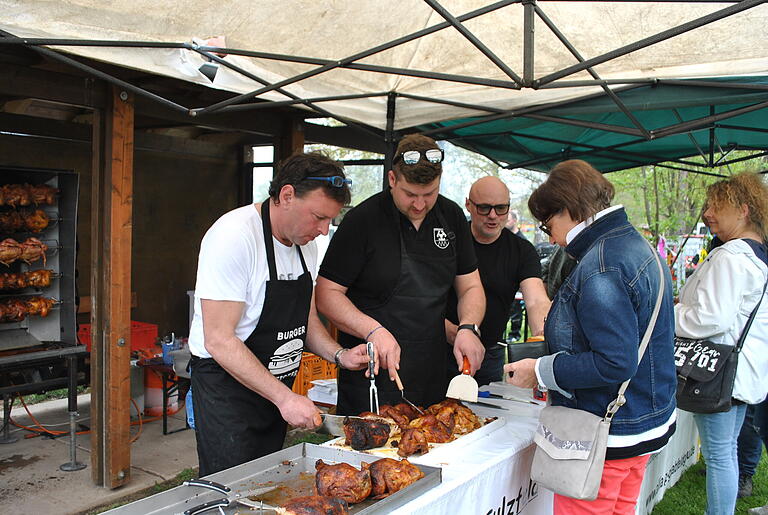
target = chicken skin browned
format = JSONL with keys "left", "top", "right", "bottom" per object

{"left": 378, "top": 405, "right": 411, "bottom": 428}
{"left": 314, "top": 460, "right": 371, "bottom": 504}
{"left": 276, "top": 495, "right": 348, "bottom": 515}
{"left": 0, "top": 184, "right": 58, "bottom": 207}
{"left": 0, "top": 296, "right": 55, "bottom": 323}
{"left": 0, "top": 209, "right": 49, "bottom": 233}
{"left": 396, "top": 427, "right": 429, "bottom": 457}
{"left": 342, "top": 417, "right": 390, "bottom": 450}
{"left": 426, "top": 399, "right": 481, "bottom": 435}
{"left": 367, "top": 458, "right": 424, "bottom": 499}
{"left": 408, "top": 415, "right": 453, "bottom": 443}
{"left": 0, "top": 238, "right": 23, "bottom": 265}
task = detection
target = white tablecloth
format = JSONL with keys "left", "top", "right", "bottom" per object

{"left": 390, "top": 386, "right": 698, "bottom": 515}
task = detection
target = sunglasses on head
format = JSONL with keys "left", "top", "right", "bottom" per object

{"left": 394, "top": 148, "right": 444, "bottom": 165}
{"left": 468, "top": 198, "right": 510, "bottom": 216}
{"left": 305, "top": 176, "right": 352, "bottom": 188}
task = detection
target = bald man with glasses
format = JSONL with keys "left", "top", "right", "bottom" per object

{"left": 445, "top": 176, "right": 551, "bottom": 386}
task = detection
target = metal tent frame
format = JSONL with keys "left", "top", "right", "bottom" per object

{"left": 1, "top": 0, "right": 767, "bottom": 174}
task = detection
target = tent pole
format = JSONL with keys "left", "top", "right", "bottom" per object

{"left": 384, "top": 93, "right": 397, "bottom": 191}
{"left": 523, "top": 0, "right": 535, "bottom": 87}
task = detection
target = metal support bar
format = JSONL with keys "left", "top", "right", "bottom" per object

{"left": 396, "top": 92, "right": 506, "bottom": 114}
{"left": 423, "top": 0, "right": 523, "bottom": 85}
{"left": 670, "top": 108, "right": 708, "bottom": 161}
{"left": 0, "top": 394, "right": 18, "bottom": 444}
{"left": 193, "top": 0, "right": 519, "bottom": 116}
{"left": 420, "top": 84, "right": 644, "bottom": 137}
{"left": 534, "top": 0, "right": 764, "bottom": 87}
{"left": 522, "top": 113, "right": 644, "bottom": 137}
{"left": 60, "top": 355, "right": 86, "bottom": 471}
{"left": 384, "top": 93, "right": 397, "bottom": 191}
{"left": 708, "top": 106, "right": 716, "bottom": 166}
{"left": 652, "top": 100, "right": 768, "bottom": 139}
{"left": 523, "top": 0, "right": 535, "bottom": 86}
{"left": 533, "top": 4, "right": 651, "bottom": 138}
{"left": 214, "top": 92, "right": 390, "bottom": 112}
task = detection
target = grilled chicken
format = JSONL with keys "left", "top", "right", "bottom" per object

{"left": 0, "top": 296, "right": 55, "bottom": 323}
{"left": 0, "top": 209, "right": 50, "bottom": 233}
{"left": 0, "top": 269, "right": 53, "bottom": 290}
{"left": 343, "top": 416, "right": 391, "bottom": 450}
{"left": 378, "top": 405, "right": 411, "bottom": 429}
{"left": 426, "top": 398, "right": 481, "bottom": 435}
{"left": 407, "top": 415, "right": 453, "bottom": 443}
{"left": 22, "top": 209, "right": 49, "bottom": 233}
{"left": 19, "top": 238, "right": 48, "bottom": 265}
{"left": 276, "top": 495, "right": 348, "bottom": 515}
{"left": 314, "top": 460, "right": 371, "bottom": 504}
{"left": 367, "top": 458, "right": 424, "bottom": 499}
{"left": 395, "top": 427, "right": 429, "bottom": 457}
{"left": 0, "top": 238, "right": 23, "bottom": 265}
{"left": 0, "top": 184, "right": 57, "bottom": 207}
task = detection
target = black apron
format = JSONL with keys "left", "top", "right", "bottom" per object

{"left": 336, "top": 201, "right": 457, "bottom": 415}
{"left": 191, "top": 202, "right": 313, "bottom": 476}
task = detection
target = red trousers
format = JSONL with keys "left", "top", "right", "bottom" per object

{"left": 553, "top": 454, "right": 651, "bottom": 515}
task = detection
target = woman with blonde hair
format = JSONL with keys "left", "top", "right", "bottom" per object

{"left": 675, "top": 172, "right": 768, "bottom": 515}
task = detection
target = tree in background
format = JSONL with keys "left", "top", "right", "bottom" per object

{"left": 609, "top": 151, "right": 767, "bottom": 244}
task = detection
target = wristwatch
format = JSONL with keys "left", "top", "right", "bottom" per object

{"left": 334, "top": 347, "right": 348, "bottom": 369}
{"left": 457, "top": 323, "right": 481, "bottom": 339}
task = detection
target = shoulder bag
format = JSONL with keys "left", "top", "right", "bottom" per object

{"left": 674, "top": 277, "right": 767, "bottom": 414}
{"left": 529, "top": 244, "right": 666, "bottom": 500}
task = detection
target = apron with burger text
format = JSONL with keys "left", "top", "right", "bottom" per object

{"left": 191, "top": 201, "right": 312, "bottom": 476}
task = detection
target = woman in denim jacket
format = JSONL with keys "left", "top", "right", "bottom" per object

{"left": 506, "top": 160, "right": 677, "bottom": 514}
{"left": 674, "top": 173, "right": 768, "bottom": 515}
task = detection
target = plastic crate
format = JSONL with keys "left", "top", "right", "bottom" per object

{"left": 292, "top": 352, "right": 337, "bottom": 396}
{"left": 77, "top": 321, "right": 159, "bottom": 353}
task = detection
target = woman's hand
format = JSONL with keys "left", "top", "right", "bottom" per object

{"left": 503, "top": 358, "right": 539, "bottom": 389}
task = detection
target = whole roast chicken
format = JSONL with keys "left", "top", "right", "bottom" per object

{"left": 367, "top": 458, "right": 424, "bottom": 499}
{"left": 275, "top": 495, "right": 348, "bottom": 515}
{"left": 314, "top": 460, "right": 371, "bottom": 504}
{"left": 342, "top": 416, "right": 390, "bottom": 450}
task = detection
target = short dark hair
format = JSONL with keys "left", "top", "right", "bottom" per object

{"left": 268, "top": 152, "right": 351, "bottom": 205}
{"left": 528, "top": 159, "right": 614, "bottom": 223}
{"left": 392, "top": 134, "right": 442, "bottom": 184}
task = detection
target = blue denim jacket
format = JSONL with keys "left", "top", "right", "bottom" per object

{"left": 538, "top": 208, "right": 677, "bottom": 437}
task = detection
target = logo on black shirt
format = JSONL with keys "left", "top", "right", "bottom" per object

{"left": 434, "top": 227, "right": 450, "bottom": 249}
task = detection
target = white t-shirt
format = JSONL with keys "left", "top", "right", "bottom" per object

{"left": 188, "top": 204, "right": 318, "bottom": 358}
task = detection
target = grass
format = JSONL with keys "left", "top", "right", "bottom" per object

{"left": 652, "top": 449, "right": 767, "bottom": 514}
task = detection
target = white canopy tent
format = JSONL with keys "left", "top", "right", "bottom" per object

{"left": 2, "top": 0, "right": 766, "bottom": 132}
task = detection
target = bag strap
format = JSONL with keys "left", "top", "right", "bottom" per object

{"left": 733, "top": 275, "right": 768, "bottom": 354}
{"left": 605, "top": 242, "right": 666, "bottom": 421}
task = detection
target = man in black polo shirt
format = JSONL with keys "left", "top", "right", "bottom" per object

{"left": 445, "top": 176, "right": 550, "bottom": 386}
{"left": 316, "top": 134, "right": 485, "bottom": 414}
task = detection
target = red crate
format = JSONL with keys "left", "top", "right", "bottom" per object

{"left": 77, "top": 321, "right": 159, "bottom": 353}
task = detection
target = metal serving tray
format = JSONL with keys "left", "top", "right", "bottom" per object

{"left": 105, "top": 443, "right": 441, "bottom": 515}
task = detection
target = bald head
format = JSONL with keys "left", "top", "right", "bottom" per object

{"left": 466, "top": 176, "right": 511, "bottom": 244}
{"left": 469, "top": 176, "right": 509, "bottom": 201}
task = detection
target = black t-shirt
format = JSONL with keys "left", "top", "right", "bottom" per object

{"left": 446, "top": 225, "right": 542, "bottom": 347}
{"left": 319, "top": 189, "right": 477, "bottom": 307}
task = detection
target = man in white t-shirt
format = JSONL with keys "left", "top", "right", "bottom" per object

{"left": 188, "top": 153, "right": 369, "bottom": 476}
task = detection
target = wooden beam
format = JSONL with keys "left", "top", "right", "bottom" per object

{"left": 90, "top": 86, "right": 134, "bottom": 488}
{"left": 275, "top": 117, "right": 305, "bottom": 164}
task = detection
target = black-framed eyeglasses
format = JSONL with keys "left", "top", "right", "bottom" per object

{"left": 468, "top": 198, "right": 510, "bottom": 216}
{"left": 539, "top": 213, "right": 556, "bottom": 236}
{"left": 394, "top": 148, "right": 445, "bottom": 165}
{"left": 305, "top": 176, "right": 352, "bottom": 188}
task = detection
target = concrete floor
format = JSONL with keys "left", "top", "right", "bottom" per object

{"left": 0, "top": 394, "right": 198, "bottom": 514}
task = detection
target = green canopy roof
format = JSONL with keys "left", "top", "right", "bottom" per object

{"left": 420, "top": 76, "right": 768, "bottom": 173}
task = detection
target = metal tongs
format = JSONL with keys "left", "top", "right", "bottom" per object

{"left": 367, "top": 340, "right": 379, "bottom": 414}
